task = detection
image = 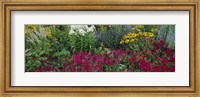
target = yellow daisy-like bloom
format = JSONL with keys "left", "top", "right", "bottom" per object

{"left": 143, "top": 32, "right": 148, "bottom": 37}
{"left": 123, "top": 35, "right": 127, "bottom": 39}
{"left": 130, "top": 33, "right": 136, "bottom": 38}
{"left": 149, "top": 33, "right": 154, "bottom": 37}
{"left": 130, "top": 35, "right": 134, "bottom": 39}
{"left": 126, "top": 35, "right": 131, "bottom": 39}
{"left": 130, "top": 39, "right": 135, "bottom": 42}
{"left": 125, "top": 39, "right": 129, "bottom": 44}
{"left": 136, "top": 33, "right": 139, "bottom": 36}
{"left": 138, "top": 32, "right": 143, "bottom": 36}
{"left": 133, "top": 33, "right": 137, "bottom": 36}
{"left": 120, "top": 40, "right": 124, "bottom": 44}
{"left": 128, "top": 32, "right": 132, "bottom": 36}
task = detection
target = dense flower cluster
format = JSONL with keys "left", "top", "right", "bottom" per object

{"left": 25, "top": 25, "right": 175, "bottom": 72}
{"left": 120, "top": 32, "right": 138, "bottom": 44}
{"left": 119, "top": 32, "right": 154, "bottom": 44}
{"left": 120, "top": 25, "right": 155, "bottom": 45}
{"left": 33, "top": 38, "right": 175, "bottom": 72}
{"left": 69, "top": 25, "right": 95, "bottom": 36}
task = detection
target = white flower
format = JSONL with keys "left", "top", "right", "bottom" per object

{"left": 70, "top": 25, "right": 82, "bottom": 29}
{"left": 69, "top": 25, "right": 96, "bottom": 36}
{"left": 87, "top": 25, "right": 95, "bottom": 32}
{"left": 78, "top": 29, "right": 86, "bottom": 36}
{"left": 69, "top": 29, "right": 76, "bottom": 35}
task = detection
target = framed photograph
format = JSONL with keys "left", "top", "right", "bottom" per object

{"left": 0, "top": 0, "right": 199, "bottom": 97}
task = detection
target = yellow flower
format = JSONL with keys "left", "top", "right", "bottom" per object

{"left": 130, "top": 33, "right": 137, "bottom": 38}
{"left": 149, "top": 33, "right": 154, "bottom": 37}
{"left": 138, "top": 32, "right": 142, "bottom": 36}
{"left": 128, "top": 32, "right": 132, "bottom": 35}
{"left": 125, "top": 39, "right": 129, "bottom": 44}
{"left": 123, "top": 35, "right": 127, "bottom": 39}
{"left": 130, "top": 39, "right": 135, "bottom": 42}
{"left": 130, "top": 35, "right": 134, "bottom": 39}
{"left": 136, "top": 33, "right": 139, "bottom": 36}
{"left": 126, "top": 35, "right": 131, "bottom": 39}
{"left": 132, "top": 27, "right": 135, "bottom": 30}
{"left": 120, "top": 40, "right": 124, "bottom": 44}
{"left": 143, "top": 32, "right": 148, "bottom": 37}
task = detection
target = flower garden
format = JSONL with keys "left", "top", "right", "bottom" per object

{"left": 25, "top": 25, "right": 175, "bottom": 72}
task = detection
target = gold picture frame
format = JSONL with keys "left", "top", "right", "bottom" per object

{"left": 0, "top": 0, "right": 199, "bottom": 97}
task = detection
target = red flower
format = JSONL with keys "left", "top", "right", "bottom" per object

{"left": 166, "top": 48, "right": 171, "bottom": 55}
{"left": 43, "top": 65, "right": 48, "bottom": 70}
{"left": 42, "top": 60, "right": 47, "bottom": 63}
{"left": 159, "top": 40, "right": 165, "bottom": 46}
{"left": 63, "top": 63, "right": 68, "bottom": 67}
{"left": 169, "top": 55, "right": 175, "bottom": 62}
{"left": 113, "top": 70, "right": 117, "bottom": 72}
{"left": 152, "top": 42, "right": 159, "bottom": 47}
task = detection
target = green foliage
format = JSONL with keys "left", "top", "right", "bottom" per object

{"left": 25, "top": 49, "right": 48, "bottom": 72}
{"left": 68, "top": 31, "right": 96, "bottom": 53}
{"left": 49, "top": 25, "right": 70, "bottom": 52}
{"left": 52, "top": 48, "right": 70, "bottom": 58}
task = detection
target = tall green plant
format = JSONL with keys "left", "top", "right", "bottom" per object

{"left": 69, "top": 32, "right": 96, "bottom": 53}
{"left": 49, "top": 25, "right": 70, "bottom": 52}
